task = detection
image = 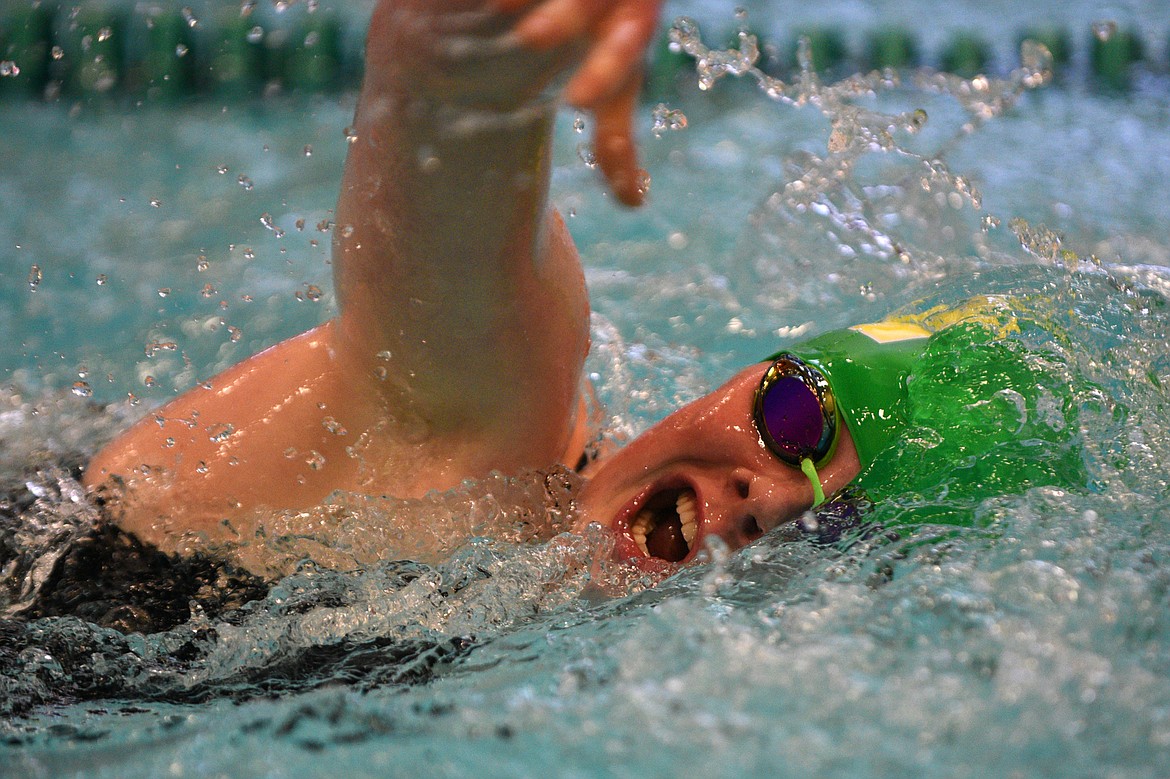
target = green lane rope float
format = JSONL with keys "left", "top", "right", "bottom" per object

{"left": 0, "top": 4, "right": 1166, "bottom": 102}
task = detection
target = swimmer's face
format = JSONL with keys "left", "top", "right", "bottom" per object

{"left": 577, "top": 363, "right": 862, "bottom": 569}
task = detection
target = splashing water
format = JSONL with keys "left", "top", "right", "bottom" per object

{"left": 3, "top": 7, "right": 1170, "bottom": 778}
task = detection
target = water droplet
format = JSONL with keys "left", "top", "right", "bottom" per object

{"left": 306, "top": 450, "right": 326, "bottom": 470}
{"left": 216, "top": 163, "right": 229, "bottom": 174}
{"left": 1091, "top": 20, "right": 1117, "bottom": 42}
{"left": 577, "top": 144, "right": 597, "bottom": 168}
{"left": 97, "top": 27, "right": 113, "bottom": 43}
{"left": 195, "top": 461, "right": 209, "bottom": 474}
{"left": 317, "top": 218, "right": 334, "bottom": 233}
{"left": 228, "top": 325, "right": 243, "bottom": 343}
{"left": 196, "top": 255, "right": 209, "bottom": 272}
{"left": 96, "top": 274, "right": 107, "bottom": 285}
{"left": 635, "top": 169, "right": 651, "bottom": 196}
{"left": 322, "top": 416, "right": 347, "bottom": 435}
{"left": 157, "top": 287, "right": 171, "bottom": 297}
{"left": 343, "top": 126, "right": 358, "bottom": 144}
{"left": 237, "top": 174, "right": 254, "bottom": 191}
{"left": 201, "top": 283, "right": 217, "bottom": 298}
{"left": 77, "top": 365, "right": 89, "bottom": 379}
{"left": 207, "top": 422, "right": 235, "bottom": 443}
{"left": 27, "top": 265, "right": 41, "bottom": 290}
{"left": 295, "top": 218, "right": 306, "bottom": 231}
{"left": 164, "top": 437, "right": 175, "bottom": 448}
{"left": 175, "top": 44, "right": 189, "bottom": 57}
{"left": 304, "top": 284, "right": 323, "bottom": 302}
{"left": 51, "top": 46, "right": 64, "bottom": 61}
{"left": 181, "top": 7, "right": 199, "bottom": 28}
{"left": 260, "top": 213, "right": 275, "bottom": 230}
{"left": 246, "top": 25, "right": 264, "bottom": 44}
{"left": 242, "top": 247, "right": 255, "bottom": 260}
{"left": 150, "top": 198, "right": 162, "bottom": 208}
{"left": 0, "top": 61, "right": 20, "bottom": 78}
{"left": 572, "top": 113, "right": 586, "bottom": 133}
{"left": 650, "top": 104, "right": 688, "bottom": 137}
{"left": 303, "top": 145, "right": 313, "bottom": 157}
{"left": 71, "top": 381, "right": 92, "bottom": 398}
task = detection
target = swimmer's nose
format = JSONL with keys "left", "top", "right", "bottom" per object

{"left": 727, "top": 468, "right": 813, "bottom": 536}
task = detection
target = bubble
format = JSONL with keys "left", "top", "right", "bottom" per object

{"left": 181, "top": 7, "right": 199, "bottom": 28}
{"left": 343, "top": 127, "right": 358, "bottom": 144}
{"left": 303, "top": 145, "right": 313, "bottom": 157}
{"left": 150, "top": 198, "right": 162, "bottom": 208}
{"left": 322, "top": 416, "right": 347, "bottom": 436}
{"left": 260, "top": 213, "right": 275, "bottom": 230}
{"left": 157, "top": 287, "right": 170, "bottom": 297}
{"left": 50, "top": 46, "right": 63, "bottom": 61}
{"left": 71, "top": 382, "right": 92, "bottom": 398}
{"left": 242, "top": 248, "right": 255, "bottom": 260}
{"left": 96, "top": 274, "right": 107, "bottom": 286}
{"left": 572, "top": 114, "right": 585, "bottom": 133}
{"left": 216, "top": 164, "right": 229, "bottom": 175}
{"left": 306, "top": 451, "right": 326, "bottom": 470}
{"left": 246, "top": 26, "right": 264, "bottom": 44}
{"left": 176, "top": 44, "right": 189, "bottom": 58}
{"left": 27, "top": 265, "right": 41, "bottom": 290}
{"left": 196, "top": 255, "right": 209, "bottom": 272}
{"left": 0, "top": 61, "right": 20, "bottom": 78}
{"left": 237, "top": 174, "right": 254, "bottom": 191}
{"left": 97, "top": 27, "right": 113, "bottom": 43}
{"left": 576, "top": 144, "right": 597, "bottom": 168}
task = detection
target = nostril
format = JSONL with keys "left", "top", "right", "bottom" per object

{"left": 741, "top": 514, "right": 763, "bottom": 541}
{"left": 735, "top": 478, "right": 750, "bottom": 499}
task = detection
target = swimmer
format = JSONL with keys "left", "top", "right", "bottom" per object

{"left": 83, "top": 0, "right": 1081, "bottom": 576}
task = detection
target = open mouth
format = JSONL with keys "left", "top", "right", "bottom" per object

{"left": 627, "top": 487, "right": 698, "bottom": 563}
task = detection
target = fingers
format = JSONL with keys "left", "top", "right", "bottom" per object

{"left": 592, "top": 75, "right": 645, "bottom": 207}
{"left": 562, "top": 2, "right": 658, "bottom": 107}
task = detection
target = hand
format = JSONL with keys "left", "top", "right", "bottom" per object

{"left": 494, "top": 0, "right": 664, "bottom": 206}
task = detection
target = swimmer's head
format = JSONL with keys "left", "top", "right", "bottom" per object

{"left": 576, "top": 322, "right": 928, "bottom": 570}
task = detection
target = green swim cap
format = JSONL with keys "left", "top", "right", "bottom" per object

{"left": 772, "top": 322, "right": 930, "bottom": 469}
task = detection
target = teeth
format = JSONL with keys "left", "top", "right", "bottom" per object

{"left": 627, "top": 489, "right": 698, "bottom": 557}
{"left": 677, "top": 490, "right": 697, "bottom": 546}
{"left": 630, "top": 508, "right": 656, "bottom": 556}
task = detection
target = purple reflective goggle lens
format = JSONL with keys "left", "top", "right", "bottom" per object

{"left": 752, "top": 354, "right": 838, "bottom": 468}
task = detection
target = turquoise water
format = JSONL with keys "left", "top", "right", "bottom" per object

{"left": 4, "top": 1, "right": 1170, "bottom": 777}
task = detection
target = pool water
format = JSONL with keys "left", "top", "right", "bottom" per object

{"left": 4, "top": 1, "right": 1170, "bottom": 776}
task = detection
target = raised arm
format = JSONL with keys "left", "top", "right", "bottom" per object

{"left": 84, "top": 0, "right": 662, "bottom": 553}
{"left": 331, "top": 0, "right": 661, "bottom": 483}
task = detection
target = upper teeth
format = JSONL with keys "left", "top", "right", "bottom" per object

{"left": 630, "top": 489, "right": 698, "bottom": 557}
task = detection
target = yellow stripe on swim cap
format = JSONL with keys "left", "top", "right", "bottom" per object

{"left": 850, "top": 321, "right": 932, "bottom": 344}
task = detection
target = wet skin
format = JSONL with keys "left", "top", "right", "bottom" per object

{"left": 577, "top": 362, "right": 862, "bottom": 571}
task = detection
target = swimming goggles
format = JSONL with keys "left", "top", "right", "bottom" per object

{"left": 752, "top": 353, "right": 839, "bottom": 506}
